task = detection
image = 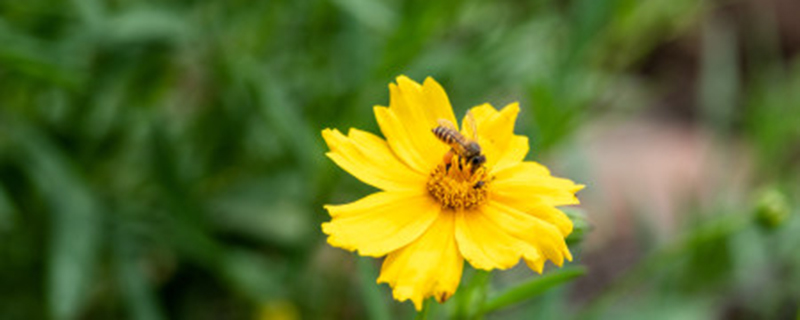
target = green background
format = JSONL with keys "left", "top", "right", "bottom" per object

{"left": 1, "top": 0, "right": 798, "bottom": 319}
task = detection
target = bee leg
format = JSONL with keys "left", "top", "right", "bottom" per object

{"left": 470, "top": 165, "right": 482, "bottom": 174}
{"left": 443, "top": 149, "right": 454, "bottom": 170}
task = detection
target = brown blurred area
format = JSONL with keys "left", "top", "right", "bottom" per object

{"left": 570, "top": 0, "right": 800, "bottom": 304}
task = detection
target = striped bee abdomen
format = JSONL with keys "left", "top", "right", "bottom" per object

{"left": 432, "top": 125, "right": 463, "bottom": 145}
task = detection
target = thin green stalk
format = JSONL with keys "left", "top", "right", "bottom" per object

{"left": 481, "top": 266, "right": 586, "bottom": 315}
{"left": 453, "top": 269, "right": 492, "bottom": 320}
{"left": 415, "top": 299, "right": 432, "bottom": 320}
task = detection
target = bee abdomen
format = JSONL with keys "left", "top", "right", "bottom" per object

{"left": 432, "top": 126, "right": 459, "bottom": 144}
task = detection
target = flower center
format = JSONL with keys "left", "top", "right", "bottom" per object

{"left": 427, "top": 155, "right": 490, "bottom": 210}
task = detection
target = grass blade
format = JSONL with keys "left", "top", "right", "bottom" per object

{"left": 482, "top": 266, "right": 586, "bottom": 315}
{"left": 14, "top": 125, "right": 101, "bottom": 320}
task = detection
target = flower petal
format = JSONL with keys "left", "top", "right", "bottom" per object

{"left": 323, "top": 128, "right": 426, "bottom": 191}
{"left": 374, "top": 76, "right": 458, "bottom": 173}
{"left": 421, "top": 77, "right": 458, "bottom": 123}
{"left": 454, "top": 208, "right": 538, "bottom": 270}
{"left": 455, "top": 201, "right": 572, "bottom": 272}
{"left": 492, "top": 162, "right": 584, "bottom": 207}
{"left": 525, "top": 257, "right": 547, "bottom": 274}
{"left": 373, "top": 107, "right": 436, "bottom": 173}
{"left": 322, "top": 191, "right": 440, "bottom": 257}
{"left": 401, "top": 76, "right": 459, "bottom": 126}
{"left": 377, "top": 212, "right": 463, "bottom": 311}
{"left": 463, "top": 103, "right": 529, "bottom": 173}
{"left": 527, "top": 205, "right": 573, "bottom": 237}
{"left": 493, "top": 135, "right": 529, "bottom": 173}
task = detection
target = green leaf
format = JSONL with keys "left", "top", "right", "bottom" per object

{"left": 481, "top": 267, "right": 586, "bottom": 314}
{"left": 331, "top": 0, "right": 397, "bottom": 34}
{"left": 221, "top": 249, "right": 285, "bottom": 301}
{"left": 114, "top": 228, "right": 165, "bottom": 320}
{"left": 13, "top": 125, "right": 101, "bottom": 320}
{"left": 207, "top": 174, "right": 312, "bottom": 248}
{"left": 101, "top": 7, "right": 192, "bottom": 45}
{"left": 0, "top": 183, "right": 15, "bottom": 232}
{"left": 0, "top": 21, "right": 84, "bottom": 88}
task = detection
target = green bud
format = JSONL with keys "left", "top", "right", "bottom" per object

{"left": 563, "top": 207, "right": 590, "bottom": 245}
{"left": 754, "top": 188, "right": 790, "bottom": 230}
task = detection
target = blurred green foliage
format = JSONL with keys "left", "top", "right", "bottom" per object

{"left": 0, "top": 0, "right": 798, "bottom": 319}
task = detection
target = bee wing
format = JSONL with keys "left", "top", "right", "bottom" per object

{"left": 463, "top": 110, "right": 479, "bottom": 141}
{"left": 437, "top": 118, "right": 458, "bottom": 130}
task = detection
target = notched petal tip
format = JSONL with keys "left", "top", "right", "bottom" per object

{"left": 320, "top": 128, "right": 341, "bottom": 150}
{"left": 422, "top": 76, "right": 437, "bottom": 83}
{"left": 376, "top": 213, "right": 463, "bottom": 312}
{"left": 525, "top": 258, "right": 546, "bottom": 274}
{"left": 396, "top": 75, "right": 422, "bottom": 90}
{"left": 457, "top": 201, "right": 574, "bottom": 273}
{"left": 394, "top": 74, "right": 412, "bottom": 82}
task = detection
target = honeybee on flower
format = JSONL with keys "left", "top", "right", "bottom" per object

{"left": 321, "top": 76, "right": 583, "bottom": 310}
{"left": 432, "top": 114, "right": 486, "bottom": 174}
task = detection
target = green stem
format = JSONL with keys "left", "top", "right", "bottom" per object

{"left": 415, "top": 299, "right": 432, "bottom": 320}
{"left": 481, "top": 266, "right": 586, "bottom": 315}
{"left": 454, "top": 270, "right": 492, "bottom": 320}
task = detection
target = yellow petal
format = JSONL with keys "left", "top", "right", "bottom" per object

{"left": 527, "top": 205, "right": 573, "bottom": 237}
{"left": 399, "top": 76, "right": 458, "bottom": 126}
{"left": 373, "top": 107, "right": 436, "bottom": 173}
{"left": 454, "top": 207, "right": 539, "bottom": 270}
{"left": 377, "top": 212, "right": 463, "bottom": 310}
{"left": 463, "top": 103, "right": 528, "bottom": 173}
{"left": 492, "top": 162, "right": 584, "bottom": 207}
{"left": 421, "top": 77, "right": 458, "bottom": 123}
{"left": 322, "top": 128, "right": 426, "bottom": 191}
{"left": 455, "top": 201, "right": 572, "bottom": 271}
{"left": 323, "top": 191, "right": 440, "bottom": 257}
{"left": 374, "top": 76, "right": 457, "bottom": 173}
{"left": 525, "top": 257, "right": 547, "bottom": 274}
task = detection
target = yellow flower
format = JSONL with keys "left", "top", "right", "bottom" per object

{"left": 321, "top": 76, "right": 583, "bottom": 310}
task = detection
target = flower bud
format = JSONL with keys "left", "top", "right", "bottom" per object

{"left": 754, "top": 188, "right": 790, "bottom": 230}
{"left": 564, "top": 208, "right": 590, "bottom": 245}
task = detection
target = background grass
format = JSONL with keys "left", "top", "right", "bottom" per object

{"left": 0, "top": 0, "right": 798, "bottom": 319}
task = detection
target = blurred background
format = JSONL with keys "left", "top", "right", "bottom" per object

{"left": 1, "top": 0, "right": 799, "bottom": 319}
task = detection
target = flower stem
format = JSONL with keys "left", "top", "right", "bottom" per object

{"left": 454, "top": 269, "right": 492, "bottom": 320}
{"left": 414, "top": 299, "right": 432, "bottom": 320}
{"left": 481, "top": 266, "right": 586, "bottom": 315}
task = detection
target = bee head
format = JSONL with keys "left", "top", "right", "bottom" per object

{"left": 469, "top": 154, "right": 486, "bottom": 168}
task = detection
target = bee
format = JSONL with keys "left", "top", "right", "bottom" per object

{"left": 431, "top": 112, "right": 486, "bottom": 171}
